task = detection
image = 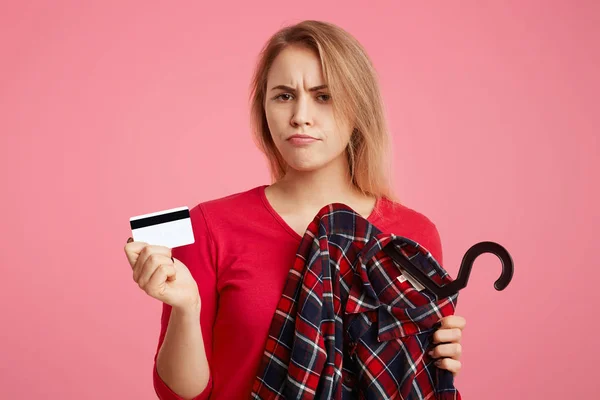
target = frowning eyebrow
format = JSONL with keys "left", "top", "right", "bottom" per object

{"left": 269, "top": 84, "right": 328, "bottom": 92}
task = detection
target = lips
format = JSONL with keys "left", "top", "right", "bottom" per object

{"left": 287, "top": 134, "right": 320, "bottom": 146}
{"left": 288, "top": 134, "right": 317, "bottom": 140}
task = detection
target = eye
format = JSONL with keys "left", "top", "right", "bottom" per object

{"left": 317, "top": 94, "right": 331, "bottom": 102}
{"left": 275, "top": 93, "right": 293, "bottom": 101}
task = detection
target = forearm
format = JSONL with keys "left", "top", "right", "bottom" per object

{"left": 156, "top": 304, "right": 209, "bottom": 400}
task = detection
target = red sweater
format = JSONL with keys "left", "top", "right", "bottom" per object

{"left": 153, "top": 185, "right": 444, "bottom": 399}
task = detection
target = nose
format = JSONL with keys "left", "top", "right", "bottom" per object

{"left": 290, "top": 94, "right": 313, "bottom": 128}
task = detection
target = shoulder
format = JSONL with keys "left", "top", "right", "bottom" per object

{"left": 190, "top": 185, "right": 265, "bottom": 216}
{"left": 187, "top": 185, "right": 268, "bottom": 236}
{"left": 377, "top": 197, "right": 438, "bottom": 232}
{"left": 376, "top": 197, "right": 444, "bottom": 263}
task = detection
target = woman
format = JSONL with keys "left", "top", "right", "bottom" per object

{"left": 124, "top": 20, "right": 466, "bottom": 400}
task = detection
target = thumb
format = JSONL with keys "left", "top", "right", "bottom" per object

{"left": 123, "top": 238, "right": 148, "bottom": 268}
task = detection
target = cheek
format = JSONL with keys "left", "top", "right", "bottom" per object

{"left": 265, "top": 108, "right": 286, "bottom": 140}
{"left": 328, "top": 127, "right": 352, "bottom": 153}
{"left": 322, "top": 113, "right": 352, "bottom": 145}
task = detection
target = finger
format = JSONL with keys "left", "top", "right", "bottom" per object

{"left": 124, "top": 240, "right": 149, "bottom": 268}
{"left": 428, "top": 343, "right": 462, "bottom": 360}
{"left": 438, "top": 315, "right": 466, "bottom": 330}
{"left": 136, "top": 253, "right": 173, "bottom": 287}
{"left": 433, "top": 327, "right": 462, "bottom": 344}
{"left": 168, "top": 257, "right": 178, "bottom": 281}
{"left": 133, "top": 245, "right": 172, "bottom": 279}
{"left": 434, "top": 357, "right": 461, "bottom": 376}
{"left": 144, "top": 262, "right": 177, "bottom": 298}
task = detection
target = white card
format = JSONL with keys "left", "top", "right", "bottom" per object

{"left": 129, "top": 206, "right": 195, "bottom": 248}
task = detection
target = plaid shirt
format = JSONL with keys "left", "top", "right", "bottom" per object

{"left": 251, "top": 203, "right": 461, "bottom": 399}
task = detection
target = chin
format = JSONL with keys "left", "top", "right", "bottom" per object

{"left": 280, "top": 149, "right": 346, "bottom": 174}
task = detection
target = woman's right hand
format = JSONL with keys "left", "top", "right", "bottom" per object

{"left": 124, "top": 238, "right": 201, "bottom": 311}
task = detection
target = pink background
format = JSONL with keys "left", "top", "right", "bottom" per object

{"left": 1, "top": 1, "right": 598, "bottom": 398}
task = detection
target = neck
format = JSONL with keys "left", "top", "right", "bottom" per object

{"left": 274, "top": 154, "right": 366, "bottom": 211}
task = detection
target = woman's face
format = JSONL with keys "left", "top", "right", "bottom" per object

{"left": 264, "top": 45, "right": 352, "bottom": 174}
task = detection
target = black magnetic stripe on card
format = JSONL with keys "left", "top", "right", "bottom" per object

{"left": 130, "top": 209, "right": 190, "bottom": 230}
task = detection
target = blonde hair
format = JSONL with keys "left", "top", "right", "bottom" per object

{"left": 249, "top": 20, "right": 397, "bottom": 201}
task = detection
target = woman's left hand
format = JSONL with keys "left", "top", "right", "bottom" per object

{"left": 429, "top": 315, "right": 466, "bottom": 376}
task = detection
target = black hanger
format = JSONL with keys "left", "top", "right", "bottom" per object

{"left": 383, "top": 241, "right": 514, "bottom": 299}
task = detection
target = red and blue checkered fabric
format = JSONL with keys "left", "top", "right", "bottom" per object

{"left": 251, "top": 203, "right": 461, "bottom": 399}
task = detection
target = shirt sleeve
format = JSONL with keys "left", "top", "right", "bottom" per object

{"left": 153, "top": 203, "right": 218, "bottom": 400}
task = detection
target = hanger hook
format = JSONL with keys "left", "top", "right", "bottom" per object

{"left": 454, "top": 241, "right": 514, "bottom": 292}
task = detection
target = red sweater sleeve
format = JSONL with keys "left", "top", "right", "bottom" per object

{"left": 153, "top": 204, "right": 218, "bottom": 400}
